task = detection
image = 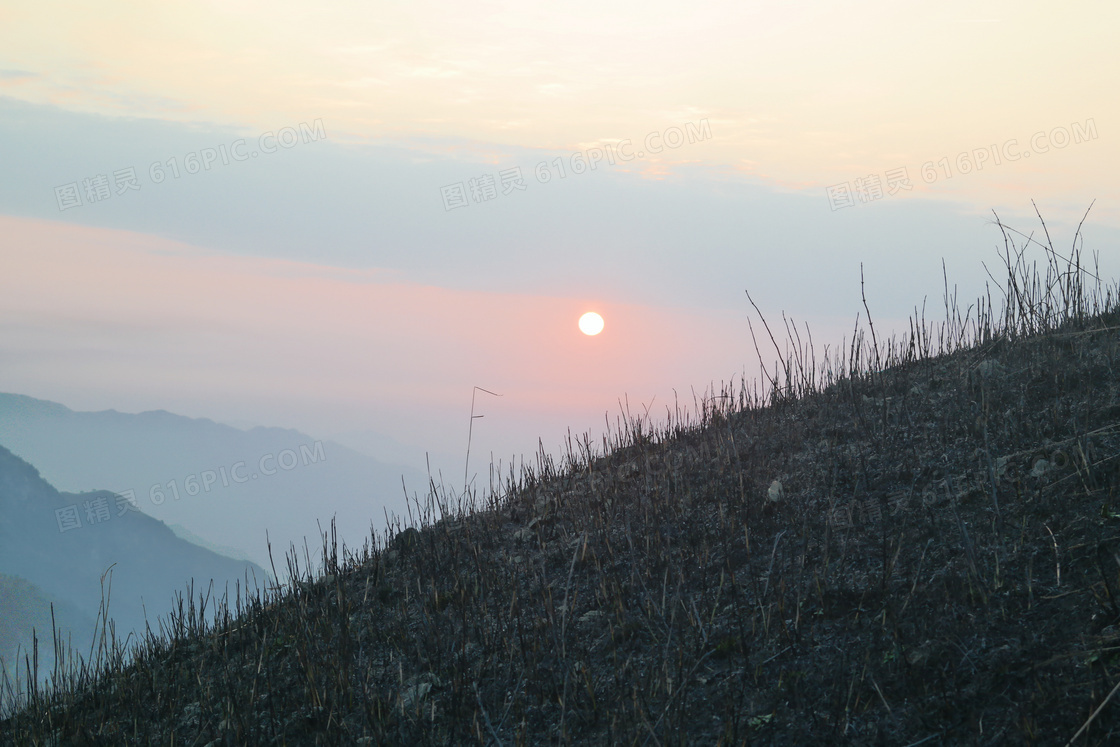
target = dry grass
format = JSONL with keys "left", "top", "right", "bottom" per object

{"left": 4, "top": 205, "right": 1120, "bottom": 745}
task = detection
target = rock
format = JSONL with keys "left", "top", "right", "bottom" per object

{"left": 975, "top": 359, "right": 1006, "bottom": 380}
{"left": 767, "top": 480, "right": 784, "bottom": 503}
{"left": 393, "top": 527, "right": 420, "bottom": 550}
{"left": 181, "top": 702, "right": 201, "bottom": 728}
{"left": 398, "top": 673, "right": 442, "bottom": 712}
{"left": 906, "top": 648, "right": 930, "bottom": 667}
{"left": 398, "top": 682, "right": 431, "bottom": 712}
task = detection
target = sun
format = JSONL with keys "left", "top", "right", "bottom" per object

{"left": 578, "top": 311, "right": 604, "bottom": 336}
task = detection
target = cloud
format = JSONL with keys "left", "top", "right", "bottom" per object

{"left": 0, "top": 214, "right": 757, "bottom": 461}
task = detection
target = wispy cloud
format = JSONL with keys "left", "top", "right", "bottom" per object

{"left": 0, "top": 214, "right": 754, "bottom": 461}
{"left": 0, "top": 69, "right": 37, "bottom": 81}
{"left": 0, "top": 1, "right": 1113, "bottom": 210}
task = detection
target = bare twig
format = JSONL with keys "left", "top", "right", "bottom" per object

{"left": 1065, "top": 674, "right": 1120, "bottom": 746}
{"left": 465, "top": 386, "right": 503, "bottom": 496}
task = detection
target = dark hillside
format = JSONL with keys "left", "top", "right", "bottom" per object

{"left": 3, "top": 213, "right": 1120, "bottom": 744}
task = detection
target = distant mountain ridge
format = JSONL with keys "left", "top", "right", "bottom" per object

{"left": 0, "top": 573, "right": 96, "bottom": 699}
{"left": 0, "top": 392, "right": 427, "bottom": 571}
{"left": 0, "top": 444, "right": 266, "bottom": 695}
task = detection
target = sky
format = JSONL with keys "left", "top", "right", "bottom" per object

{"left": 1, "top": 0, "right": 1118, "bottom": 489}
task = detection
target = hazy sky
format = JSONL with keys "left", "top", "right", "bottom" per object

{"left": 1, "top": 1, "right": 1117, "bottom": 480}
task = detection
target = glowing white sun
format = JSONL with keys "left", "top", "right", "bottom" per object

{"left": 578, "top": 312, "right": 604, "bottom": 336}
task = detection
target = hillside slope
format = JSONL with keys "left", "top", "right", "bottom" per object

{"left": 4, "top": 238, "right": 1120, "bottom": 744}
